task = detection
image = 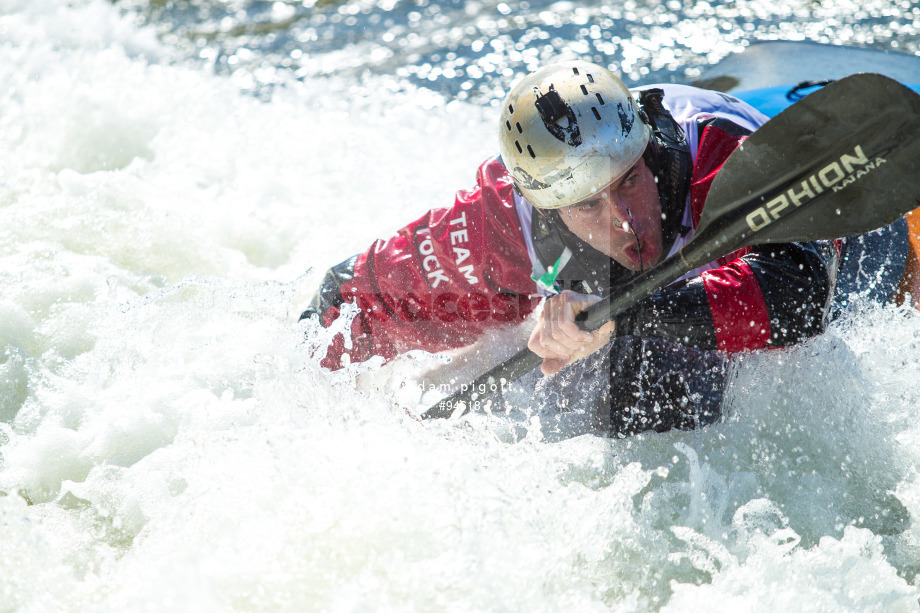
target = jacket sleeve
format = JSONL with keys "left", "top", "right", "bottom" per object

{"left": 615, "top": 241, "right": 837, "bottom": 351}
{"left": 615, "top": 119, "right": 838, "bottom": 352}
{"left": 305, "top": 158, "right": 540, "bottom": 370}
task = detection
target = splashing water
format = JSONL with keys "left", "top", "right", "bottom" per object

{"left": 2, "top": 0, "right": 920, "bottom": 610}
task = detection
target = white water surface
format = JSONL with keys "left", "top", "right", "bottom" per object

{"left": 2, "top": 0, "right": 920, "bottom": 611}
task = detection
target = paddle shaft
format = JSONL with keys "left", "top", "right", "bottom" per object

{"left": 420, "top": 227, "right": 722, "bottom": 419}
{"left": 419, "top": 73, "right": 920, "bottom": 420}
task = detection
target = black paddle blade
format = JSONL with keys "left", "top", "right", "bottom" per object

{"left": 692, "top": 73, "right": 920, "bottom": 264}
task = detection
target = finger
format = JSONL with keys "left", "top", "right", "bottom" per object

{"left": 534, "top": 329, "right": 580, "bottom": 357}
{"left": 559, "top": 290, "right": 602, "bottom": 316}
{"left": 548, "top": 321, "right": 618, "bottom": 372}
{"left": 549, "top": 296, "right": 593, "bottom": 344}
{"left": 552, "top": 298, "right": 585, "bottom": 337}
{"left": 528, "top": 319, "right": 575, "bottom": 358}
{"left": 594, "top": 320, "right": 617, "bottom": 338}
{"left": 541, "top": 356, "right": 568, "bottom": 376}
{"left": 547, "top": 320, "right": 591, "bottom": 354}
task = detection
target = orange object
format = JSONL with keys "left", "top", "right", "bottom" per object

{"left": 895, "top": 206, "right": 920, "bottom": 308}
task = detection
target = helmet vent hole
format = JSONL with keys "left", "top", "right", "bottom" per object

{"left": 515, "top": 141, "right": 523, "bottom": 154}
{"left": 592, "top": 107, "right": 601, "bottom": 120}
{"left": 508, "top": 104, "right": 514, "bottom": 114}
{"left": 580, "top": 84, "right": 588, "bottom": 95}
{"left": 505, "top": 120, "right": 512, "bottom": 131}
{"left": 587, "top": 73, "right": 595, "bottom": 83}
{"left": 573, "top": 67, "right": 580, "bottom": 75}
{"left": 527, "top": 144, "right": 536, "bottom": 159}
{"left": 596, "top": 93, "right": 605, "bottom": 105}
{"left": 516, "top": 122, "right": 523, "bottom": 133}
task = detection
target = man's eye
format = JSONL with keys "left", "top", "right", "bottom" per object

{"left": 623, "top": 173, "right": 638, "bottom": 187}
{"left": 570, "top": 200, "right": 600, "bottom": 212}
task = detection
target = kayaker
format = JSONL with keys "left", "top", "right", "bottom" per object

{"left": 300, "top": 60, "right": 893, "bottom": 436}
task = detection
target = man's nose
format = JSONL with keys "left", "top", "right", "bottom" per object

{"left": 607, "top": 197, "right": 634, "bottom": 231}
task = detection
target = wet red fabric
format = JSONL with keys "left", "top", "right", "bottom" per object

{"left": 701, "top": 260, "right": 771, "bottom": 351}
{"left": 321, "top": 158, "right": 538, "bottom": 369}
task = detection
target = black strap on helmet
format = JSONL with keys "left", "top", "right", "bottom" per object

{"left": 636, "top": 88, "right": 693, "bottom": 251}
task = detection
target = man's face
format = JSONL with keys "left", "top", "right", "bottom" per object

{"left": 558, "top": 157, "right": 663, "bottom": 272}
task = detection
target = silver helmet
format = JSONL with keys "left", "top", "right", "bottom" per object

{"left": 498, "top": 60, "right": 651, "bottom": 210}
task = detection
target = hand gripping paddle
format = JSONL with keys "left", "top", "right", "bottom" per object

{"left": 422, "top": 73, "right": 920, "bottom": 420}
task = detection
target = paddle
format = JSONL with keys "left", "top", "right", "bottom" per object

{"left": 421, "top": 73, "right": 920, "bottom": 420}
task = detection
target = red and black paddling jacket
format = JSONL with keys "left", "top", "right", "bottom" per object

{"left": 304, "top": 85, "right": 838, "bottom": 371}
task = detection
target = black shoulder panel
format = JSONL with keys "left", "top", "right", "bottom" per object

{"left": 299, "top": 254, "right": 359, "bottom": 322}
{"left": 614, "top": 276, "right": 719, "bottom": 350}
{"left": 637, "top": 88, "right": 694, "bottom": 252}
{"left": 745, "top": 242, "right": 835, "bottom": 346}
